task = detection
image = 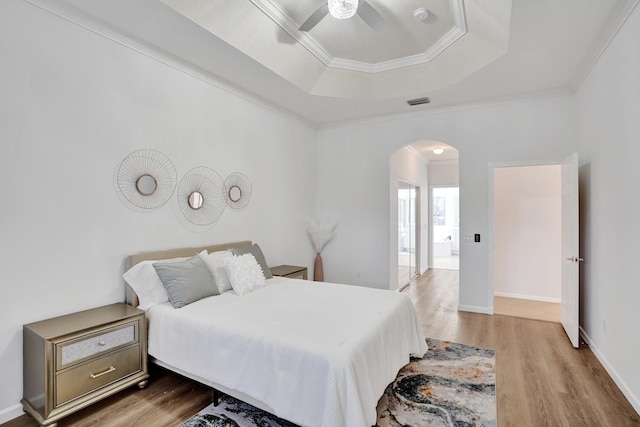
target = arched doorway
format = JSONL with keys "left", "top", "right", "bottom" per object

{"left": 389, "top": 141, "right": 459, "bottom": 290}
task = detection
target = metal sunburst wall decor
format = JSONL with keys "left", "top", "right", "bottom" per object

{"left": 115, "top": 149, "right": 177, "bottom": 210}
{"left": 177, "top": 166, "right": 226, "bottom": 226}
{"left": 224, "top": 172, "right": 252, "bottom": 210}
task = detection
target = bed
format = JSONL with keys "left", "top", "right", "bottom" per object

{"left": 123, "top": 241, "right": 427, "bottom": 427}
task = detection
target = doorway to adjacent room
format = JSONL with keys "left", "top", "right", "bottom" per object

{"left": 431, "top": 186, "right": 459, "bottom": 270}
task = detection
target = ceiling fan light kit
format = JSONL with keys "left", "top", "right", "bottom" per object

{"left": 328, "top": 0, "right": 359, "bottom": 19}
{"left": 299, "top": 0, "right": 385, "bottom": 32}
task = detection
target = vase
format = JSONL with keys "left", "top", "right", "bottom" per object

{"left": 314, "top": 252, "right": 324, "bottom": 282}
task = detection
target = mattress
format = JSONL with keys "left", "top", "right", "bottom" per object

{"left": 146, "top": 276, "right": 427, "bottom": 427}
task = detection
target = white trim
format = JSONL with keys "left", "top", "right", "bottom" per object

{"left": 252, "top": 0, "right": 467, "bottom": 73}
{"left": 0, "top": 404, "right": 24, "bottom": 424}
{"left": 488, "top": 156, "right": 568, "bottom": 169}
{"left": 570, "top": 0, "right": 640, "bottom": 92}
{"left": 494, "top": 292, "right": 561, "bottom": 304}
{"left": 24, "top": 0, "right": 317, "bottom": 129}
{"left": 580, "top": 327, "right": 640, "bottom": 415}
{"left": 458, "top": 304, "right": 493, "bottom": 315}
{"left": 488, "top": 158, "right": 567, "bottom": 313}
{"left": 487, "top": 165, "right": 496, "bottom": 311}
{"left": 396, "top": 179, "right": 421, "bottom": 287}
{"left": 249, "top": 0, "right": 333, "bottom": 66}
{"left": 317, "top": 89, "right": 575, "bottom": 130}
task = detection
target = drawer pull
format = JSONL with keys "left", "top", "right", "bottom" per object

{"left": 90, "top": 366, "right": 116, "bottom": 379}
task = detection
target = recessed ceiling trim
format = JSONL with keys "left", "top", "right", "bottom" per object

{"left": 329, "top": 24, "right": 467, "bottom": 73}
{"left": 252, "top": 0, "right": 468, "bottom": 74}
{"left": 249, "top": 0, "right": 334, "bottom": 65}
{"left": 161, "top": 0, "right": 510, "bottom": 100}
{"left": 24, "top": 0, "right": 317, "bottom": 128}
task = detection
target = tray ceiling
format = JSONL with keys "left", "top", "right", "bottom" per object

{"left": 31, "top": 0, "right": 639, "bottom": 126}
{"left": 159, "top": 0, "right": 511, "bottom": 99}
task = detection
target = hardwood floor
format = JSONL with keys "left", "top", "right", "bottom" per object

{"left": 4, "top": 364, "right": 211, "bottom": 427}
{"left": 493, "top": 296, "right": 561, "bottom": 323}
{"left": 402, "top": 269, "right": 639, "bottom": 426}
{"left": 4, "top": 269, "right": 639, "bottom": 426}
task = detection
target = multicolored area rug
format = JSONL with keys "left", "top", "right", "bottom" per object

{"left": 179, "top": 338, "right": 496, "bottom": 427}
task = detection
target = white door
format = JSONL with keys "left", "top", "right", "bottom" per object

{"left": 561, "top": 153, "right": 581, "bottom": 348}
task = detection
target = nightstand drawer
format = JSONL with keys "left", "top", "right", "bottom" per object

{"left": 56, "top": 320, "right": 138, "bottom": 369}
{"left": 56, "top": 344, "right": 141, "bottom": 406}
{"left": 23, "top": 303, "right": 149, "bottom": 426}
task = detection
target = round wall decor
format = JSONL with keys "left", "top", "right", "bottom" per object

{"left": 177, "top": 166, "right": 226, "bottom": 225}
{"left": 224, "top": 172, "right": 252, "bottom": 210}
{"left": 115, "top": 149, "right": 177, "bottom": 210}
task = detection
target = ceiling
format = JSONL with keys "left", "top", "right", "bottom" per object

{"left": 156, "top": 0, "right": 511, "bottom": 101}
{"left": 30, "top": 0, "right": 638, "bottom": 146}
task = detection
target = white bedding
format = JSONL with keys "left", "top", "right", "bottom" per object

{"left": 146, "top": 276, "right": 427, "bottom": 427}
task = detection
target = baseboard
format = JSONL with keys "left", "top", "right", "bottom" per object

{"left": 494, "top": 292, "right": 561, "bottom": 304}
{"left": 580, "top": 327, "right": 640, "bottom": 416}
{"left": 0, "top": 403, "right": 24, "bottom": 424}
{"left": 458, "top": 304, "right": 493, "bottom": 315}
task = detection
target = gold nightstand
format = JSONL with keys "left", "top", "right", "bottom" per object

{"left": 22, "top": 303, "right": 149, "bottom": 427}
{"left": 270, "top": 265, "right": 308, "bottom": 280}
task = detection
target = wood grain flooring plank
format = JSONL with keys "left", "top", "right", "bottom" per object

{"left": 3, "top": 269, "right": 638, "bottom": 427}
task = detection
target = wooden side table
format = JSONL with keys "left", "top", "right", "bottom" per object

{"left": 270, "top": 265, "right": 308, "bottom": 280}
{"left": 22, "top": 303, "right": 149, "bottom": 427}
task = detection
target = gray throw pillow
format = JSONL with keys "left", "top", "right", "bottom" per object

{"left": 153, "top": 255, "right": 219, "bottom": 308}
{"left": 230, "top": 243, "right": 273, "bottom": 279}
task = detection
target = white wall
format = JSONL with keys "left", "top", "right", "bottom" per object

{"left": 0, "top": 1, "right": 316, "bottom": 421}
{"left": 428, "top": 161, "right": 460, "bottom": 187}
{"left": 3, "top": 0, "right": 639, "bottom": 422}
{"left": 574, "top": 3, "right": 640, "bottom": 414}
{"left": 493, "top": 165, "right": 561, "bottom": 302}
{"left": 316, "top": 96, "right": 575, "bottom": 305}
{"left": 389, "top": 147, "right": 429, "bottom": 289}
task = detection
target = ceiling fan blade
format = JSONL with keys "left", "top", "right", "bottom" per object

{"left": 299, "top": 3, "right": 330, "bottom": 31}
{"left": 357, "top": 0, "right": 386, "bottom": 32}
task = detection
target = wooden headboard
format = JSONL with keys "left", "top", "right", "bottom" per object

{"left": 124, "top": 240, "right": 252, "bottom": 306}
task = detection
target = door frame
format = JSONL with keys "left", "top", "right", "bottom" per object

{"left": 429, "top": 184, "right": 460, "bottom": 270}
{"left": 397, "top": 179, "right": 421, "bottom": 290}
{"left": 487, "top": 157, "right": 569, "bottom": 315}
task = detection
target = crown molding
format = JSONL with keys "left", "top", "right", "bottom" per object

{"left": 23, "top": 0, "right": 318, "bottom": 129}
{"left": 569, "top": 0, "right": 640, "bottom": 92}
{"left": 316, "top": 88, "right": 576, "bottom": 130}
{"left": 248, "top": 0, "right": 334, "bottom": 66}
{"left": 251, "top": 0, "right": 467, "bottom": 74}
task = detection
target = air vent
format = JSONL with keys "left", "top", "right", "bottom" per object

{"left": 407, "top": 97, "right": 430, "bottom": 106}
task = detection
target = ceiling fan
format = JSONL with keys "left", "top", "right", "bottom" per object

{"left": 299, "top": 0, "right": 386, "bottom": 32}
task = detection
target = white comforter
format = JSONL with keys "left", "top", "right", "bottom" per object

{"left": 146, "top": 277, "right": 426, "bottom": 427}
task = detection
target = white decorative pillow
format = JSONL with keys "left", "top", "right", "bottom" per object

{"left": 229, "top": 244, "right": 273, "bottom": 279}
{"left": 199, "top": 250, "right": 234, "bottom": 293}
{"left": 223, "top": 253, "right": 266, "bottom": 296}
{"left": 123, "top": 257, "right": 185, "bottom": 310}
